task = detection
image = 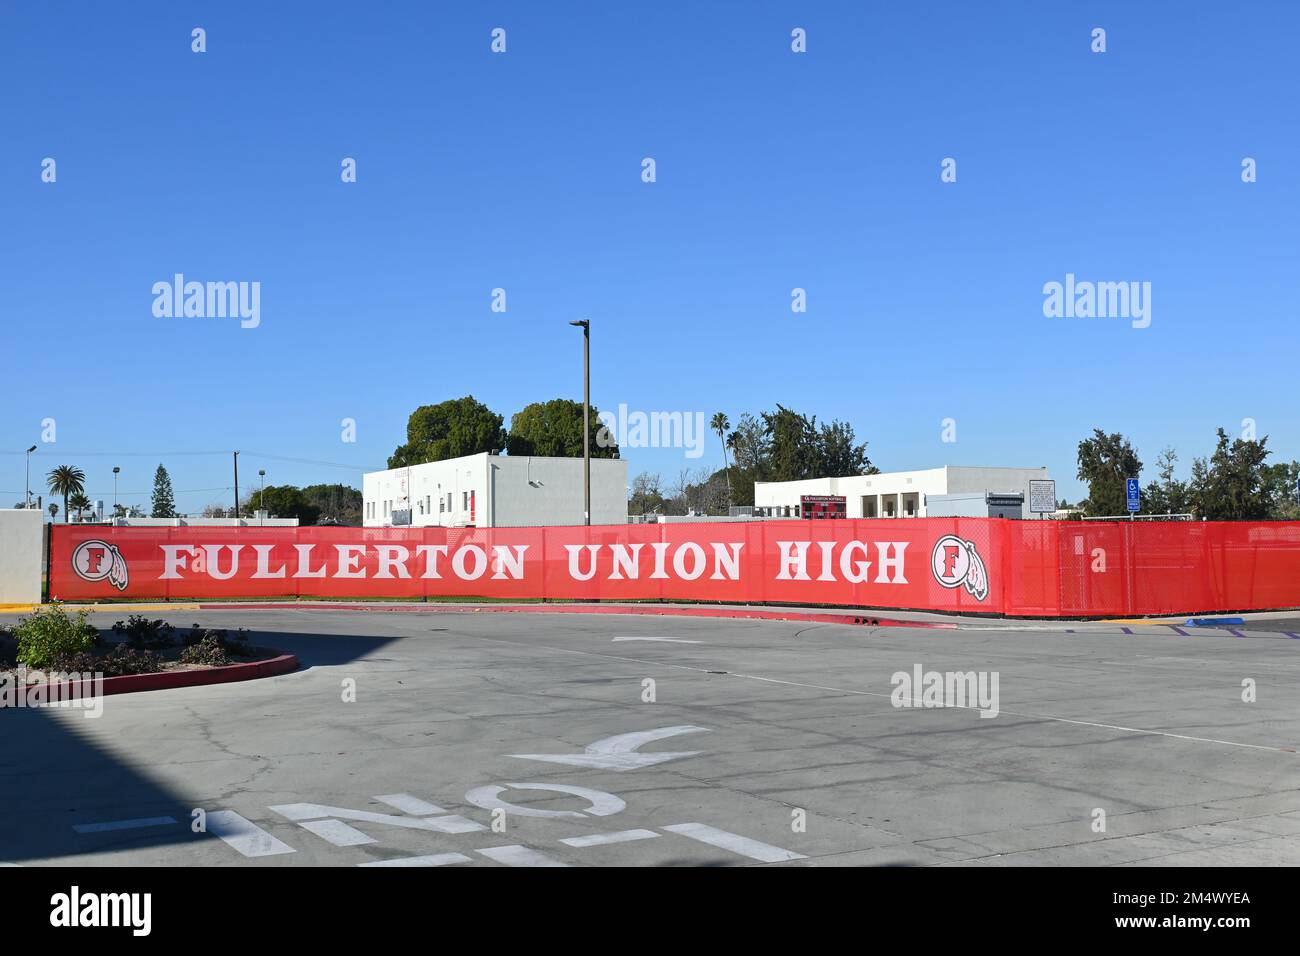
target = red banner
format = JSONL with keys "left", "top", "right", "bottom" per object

{"left": 48, "top": 519, "right": 1300, "bottom": 617}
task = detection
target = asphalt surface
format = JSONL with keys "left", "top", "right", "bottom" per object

{"left": 2, "top": 608, "right": 1298, "bottom": 867}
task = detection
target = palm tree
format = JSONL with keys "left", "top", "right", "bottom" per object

{"left": 710, "top": 412, "right": 732, "bottom": 506}
{"left": 68, "top": 492, "right": 92, "bottom": 523}
{"left": 48, "top": 503, "right": 59, "bottom": 523}
{"left": 47, "top": 465, "right": 85, "bottom": 524}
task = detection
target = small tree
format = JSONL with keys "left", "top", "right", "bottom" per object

{"left": 46, "top": 465, "right": 85, "bottom": 524}
{"left": 151, "top": 464, "right": 177, "bottom": 518}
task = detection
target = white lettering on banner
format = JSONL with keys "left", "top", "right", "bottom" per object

{"left": 203, "top": 545, "right": 242, "bottom": 580}
{"left": 776, "top": 540, "right": 908, "bottom": 584}
{"left": 145, "top": 538, "right": 911, "bottom": 585}
{"left": 252, "top": 544, "right": 285, "bottom": 578}
{"left": 294, "top": 544, "right": 327, "bottom": 577}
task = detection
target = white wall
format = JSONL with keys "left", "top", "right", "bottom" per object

{"left": 754, "top": 466, "right": 1050, "bottom": 519}
{"left": 0, "top": 509, "right": 43, "bottom": 604}
{"left": 364, "top": 454, "right": 628, "bottom": 528}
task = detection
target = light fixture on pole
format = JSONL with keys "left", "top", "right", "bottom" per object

{"left": 25, "top": 445, "right": 36, "bottom": 508}
{"left": 568, "top": 319, "right": 591, "bottom": 526}
{"left": 112, "top": 466, "right": 120, "bottom": 520}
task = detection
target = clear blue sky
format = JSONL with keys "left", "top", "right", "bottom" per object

{"left": 2, "top": 1, "right": 1296, "bottom": 512}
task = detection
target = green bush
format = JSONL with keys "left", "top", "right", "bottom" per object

{"left": 14, "top": 604, "right": 98, "bottom": 669}
{"left": 53, "top": 646, "right": 163, "bottom": 677}
{"left": 0, "top": 627, "right": 16, "bottom": 667}
{"left": 112, "top": 615, "right": 175, "bottom": 650}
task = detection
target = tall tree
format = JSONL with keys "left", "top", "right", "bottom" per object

{"left": 301, "top": 484, "right": 363, "bottom": 525}
{"left": 242, "top": 485, "right": 321, "bottom": 525}
{"left": 710, "top": 412, "right": 732, "bottom": 505}
{"left": 817, "top": 419, "right": 877, "bottom": 477}
{"left": 151, "top": 464, "right": 176, "bottom": 518}
{"left": 46, "top": 465, "right": 85, "bottom": 524}
{"left": 1192, "top": 427, "right": 1273, "bottom": 520}
{"left": 68, "top": 492, "right": 92, "bottom": 523}
{"left": 1262, "top": 460, "right": 1300, "bottom": 520}
{"left": 628, "top": 471, "right": 666, "bottom": 515}
{"left": 507, "top": 398, "right": 619, "bottom": 458}
{"left": 1142, "top": 445, "right": 1190, "bottom": 516}
{"left": 1076, "top": 429, "right": 1143, "bottom": 516}
{"left": 388, "top": 396, "right": 506, "bottom": 468}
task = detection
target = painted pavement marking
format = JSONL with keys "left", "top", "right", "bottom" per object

{"left": 72, "top": 816, "right": 177, "bottom": 834}
{"left": 611, "top": 636, "right": 702, "bottom": 644}
{"left": 509, "top": 725, "right": 709, "bottom": 771}
{"left": 477, "top": 845, "right": 571, "bottom": 867}
{"left": 662, "top": 823, "right": 806, "bottom": 863}
{"left": 559, "top": 828, "right": 660, "bottom": 848}
{"left": 358, "top": 852, "right": 472, "bottom": 867}
{"left": 205, "top": 810, "right": 296, "bottom": 857}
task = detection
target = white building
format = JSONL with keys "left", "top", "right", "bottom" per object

{"left": 754, "top": 466, "right": 1051, "bottom": 520}
{"left": 107, "top": 512, "right": 299, "bottom": 527}
{"left": 364, "top": 453, "right": 628, "bottom": 528}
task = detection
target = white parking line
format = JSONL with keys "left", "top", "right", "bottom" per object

{"left": 663, "top": 823, "right": 806, "bottom": 863}
{"left": 358, "top": 853, "right": 472, "bottom": 867}
{"left": 612, "top": 637, "right": 702, "bottom": 644}
{"left": 477, "top": 845, "right": 570, "bottom": 867}
{"left": 560, "top": 829, "right": 660, "bottom": 848}
{"left": 73, "top": 816, "right": 176, "bottom": 834}
{"left": 299, "top": 819, "right": 376, "bottom": 846}
{"left": 205, "top": 810, "right": 296, "bottom": 857}
{"left": 373, "top": 794, "right": 448, "bottom": 815}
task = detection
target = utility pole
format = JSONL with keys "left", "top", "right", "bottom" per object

{"left": 569, "top": 319, "right": 591, "bottom": 525}
{"left": 233, "top": 451, "right": 240, "bottom": 520}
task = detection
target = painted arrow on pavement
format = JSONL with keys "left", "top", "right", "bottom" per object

{"left": 508, "top": 725, "right": 709, "bottom": 771}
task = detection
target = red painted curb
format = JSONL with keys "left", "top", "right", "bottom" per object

{"left": 194, "top": 602, "right": 954, "bottom": 629}
{"left": 26, "top": 652, "right": 300, "bottom": 701}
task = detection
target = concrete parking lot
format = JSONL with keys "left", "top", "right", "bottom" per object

{"left": 2, "top": 607, "right": 1298, "bottom": 866}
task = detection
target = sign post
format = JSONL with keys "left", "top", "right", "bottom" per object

{"left": 1126, "top": 478, "right": 1141, "bottom": 519}
{"left": 1028, "top": 479, "right": 1056, "bottom": 520}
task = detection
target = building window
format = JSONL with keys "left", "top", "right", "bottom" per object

{"left": 439, "top": 496, "right": 445, "bottom": 514}
{"left": 462, "top": 491, "right": 468, "bottom": 510}
{"left": 425, "top": 495, "right": 431, "bottom": 514}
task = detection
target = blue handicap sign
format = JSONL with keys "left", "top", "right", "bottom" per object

{"left": 1126, "top": 478, "right": 1141, "bottom": 512}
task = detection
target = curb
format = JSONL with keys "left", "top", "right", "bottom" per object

{"left": 192, "top": 602, "right": 956, "bottom": 629}
{"left": 17, "top": 652, "right": 300, "bottom": 701}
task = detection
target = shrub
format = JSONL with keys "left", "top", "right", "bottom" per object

{"left": 180, "top": 635, "right": 232, "bottom": 667}
{"left": 102, "top": 645, "right": 163, "bottom": 676}
{"left": 14, "top": 604, "right": 98, "bottom": 669}
{"left": 0, "top": 627, "right": 16, "bottom": 668}
{"left": 184, "top": 625, "right": 254, "bottom": 658}
{"left": 112, "top": 615, "right": 175, "bottom": 650}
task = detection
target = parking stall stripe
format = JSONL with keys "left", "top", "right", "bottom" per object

{"left": 72, "top": 816, "right": 176, "bottom": 834}
{"left": 560, "top": 829, "right": 660, "bottom": 848}
{"left": 477, "top": 845, "right": 571, "bottom": 867}
{"left": 373, "top": 794, "right": 448, "bottom": 815}
{"left": 662, "top": 823, "right": 806, "bottom": 863}
{"left": 299, "top": 819, "right": 376, "bottom": 846}
{"left": 205, "top": 810, "right": 296, "bottom": 857}
{"left": 358, "top": 853, "right": 472, "bottom": 867}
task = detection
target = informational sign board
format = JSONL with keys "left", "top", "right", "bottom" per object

{"left": 1126, "top": 478, "right": 1141, "bottom": 513}
{"left": 1028, "top": 480, "right": 1056, "bottom": 514}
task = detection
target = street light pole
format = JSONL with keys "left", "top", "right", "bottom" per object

{"left": 25, "top": 445, "right": 36, "bottom": 508}
{"left": 258, "top": 469, "right": 266, "bottom": 526}
{"left": 113, "top": 466, "right": 120, "bottom": 520}
{"left": 233, "top": 451, "right": 240, "bottom": 520}
{"left": 569, "top": 320, "right": 590, "bottom": 525}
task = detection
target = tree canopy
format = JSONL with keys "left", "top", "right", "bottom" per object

{"left": 507, "top": 398, "right": 619, "bottom": 458}
{"left": 388, "top": 396, "right": 506, "bottom": 468}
